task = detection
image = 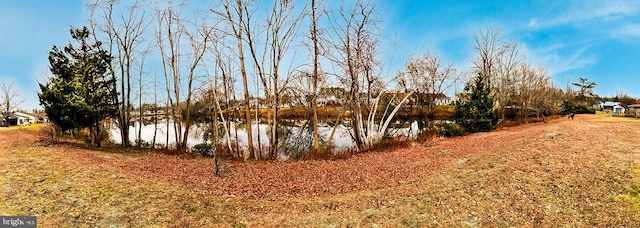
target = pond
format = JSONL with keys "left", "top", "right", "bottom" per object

{"left": 109, "top": 119, "right": 423, "bottom": 159}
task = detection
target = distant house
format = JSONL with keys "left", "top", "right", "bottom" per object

{"left": 317, "top": 95, "right": 341, "bottom": 106}
{"left": 628, "top": 104, "right": 640, "bottom": 118}
{"left": 1, "top": 112, "right": 36, "bottom": 126}
{"left": 432, "top": 93, "right": 452, "bottom": 106}
{"left": 13, "top": 112, "right": 37, "bottom": 125}
{"left": 1, "top": 113, "right": 15, "bottom": 126}
{"left": 411, "top": 92, "right": 452, "bottom": 106}
{"left": 600, "top": 101, "right": 626, "bottom": 115}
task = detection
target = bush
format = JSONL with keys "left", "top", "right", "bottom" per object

{"left": 561, "top": 100, "right": 596, "bottom": 114}
{"left": 437, "top": 122, "right": 465, "bottom": 137}
{"left": 135, "top": 139, "right": 151, "bottom": 148}
{"left": 98, "top": 127, "right": 111, "bottom": 144}
{"left": 40, "top": 123, "right": 62, "bottom": 141}
{"left": 193, "top": 143, "right": 213, "bottom": 157}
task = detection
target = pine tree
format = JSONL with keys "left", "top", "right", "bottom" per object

{"left": 454, "top": 73, "right": 499, "bottom": 133}
{"left": 38, "top": 26, "right": 118, "bottom": 147}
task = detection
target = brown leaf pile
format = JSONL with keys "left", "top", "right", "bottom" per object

{"left": 37, "top": 120, "right": 548, "bottom": 199}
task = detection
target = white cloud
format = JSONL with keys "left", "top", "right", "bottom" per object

{"left": 536, "top": 0, "right": 640, "bottom": 28}
{"left": 529, "top": 18, "right": 538, "bottom": 28}
{"left": 523, "top": 42, "right": 598, "bottom": 77}
{"left": 610, "top": 24, "right": 640, "bottom": 39}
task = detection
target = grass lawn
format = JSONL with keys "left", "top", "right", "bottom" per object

{"left": 1, "top": 114, "right": 639, "bottom": 226}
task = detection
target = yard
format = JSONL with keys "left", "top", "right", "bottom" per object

{"left": 1, "top": 114, "right": 639, "bottom": 226}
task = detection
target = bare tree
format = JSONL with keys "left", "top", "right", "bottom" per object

{"left": 397, "top": 51, "right": 457, "bottom": 120}
{"left": 494, "top": 42, "right": 522, "bottom": 121}
{"left": 180, "top": 16, "right": 213, "bottom": 151}
{"left": 155, "top": 5, "right": 181, "bottom": 150}
{"left": 470, "top": 29, "right": 563, "bottom": 124}
{"left": 471, "top": 27, "right": 530, "bottom": 123}
{"left": 514, "top": 63, "right": 533, "bottom": 122}
{"left": 471, "top": 28, "right": 507, "bottom": 87}
{"left": 216, "top": 0, "right": 255, "bottom": 159}
{"left": 0, "top": 80, "right": 24, "bottom": 126}
{"left": 213, "top": 0, "right": 304, "bottom": 159}
{"left": 240, "top": 4, "right": 269, "bottom": 158}
{"left": 238, "top": 0, "right": 305, "bottom": 159}
{"left": 264, "top": 0, "right": 305, "bottom": 159}
{"left": 156, "top": 3, "right": 212, "bottom": 151}
{"left": 212, "top": 60, "right": 235, "bottom": 157}
{"left": 212, "top": 44, "right": 238, "bottom": 157}
{"left": 194, "top": 79, "right": 226, "bottom": 175}
{"left": 136, "top": 48, "right": 148, "bottom": 147}
{"left": 130, "top": 38, "right": 154, "bottom": 148}
{"left": 326, "top": 0, "right": 378, "bottom": 151}
{"left": 310, "top": 0, "right": 321, "bottom": 154}
{"left": 88, "top": 0, "right": 149, "bottom": 147}
{"left": 529, "top": 68, "right": 561, "bottom": 122}
{"left": 209, "top": 2, "right": 241, "bottom": 158}
{"left": 151, "top": 70, "right": 159, "bottom": 148}
{"left": 515, "top": 64, "right": 559, "bottom": 123}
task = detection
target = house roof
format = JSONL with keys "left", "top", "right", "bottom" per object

{"left": 628, "top": 104, "right": 640, "bottom": 108}
{"left": 601, "top": 101, "right": 621, "bottom": 107}
{"left": 13, "top": 112, "right": 37, "bottom": 119}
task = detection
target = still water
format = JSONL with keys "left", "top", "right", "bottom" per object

{"left": 110, "top": 120, "right": 420, "bottom": 158}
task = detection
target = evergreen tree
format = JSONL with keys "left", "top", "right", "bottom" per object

{"left": 38, "top": 26, "right": 118, "bottom": 147}
{"left": 454, "top": 73, "right": 499, "bottom": 133}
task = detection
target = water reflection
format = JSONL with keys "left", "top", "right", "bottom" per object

{"left": 110, "top": 119, "right": 422, "bottom": 159}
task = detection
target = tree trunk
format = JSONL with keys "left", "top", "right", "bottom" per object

{"left": 138, "top": 63, "right": 143, "bottom": 148}
{"left": 311, "top": 0, "right": 321, "bottom": 155}
{"left": 120, "top": 68, "right": 129, "bottom": 147}
{"left": 325, "top": 109, "right": 346, "bottom": 151}
{"left": 227, "top": 0, "right": 254, "bottom": 159}
{"left": 96, "top": 121, "right": 102, "bottom": 147}
{"left": 152, "top": 78, "right": 158, "bottom": 148}
{"left": 165, "top": 104, "right": 170, "bottom": 149}
{"left": 90, "top": 125, "right": 96, "bottom": 147}
{"left": 255, "top": 75, "right": 262, "bottom": 159}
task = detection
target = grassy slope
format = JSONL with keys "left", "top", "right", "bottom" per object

{"left": 1, "top": 115, "right": 639, "bottom": 226}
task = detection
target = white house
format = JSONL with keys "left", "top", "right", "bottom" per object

{"left": 600, "top": 101, "right": 626, "bottom": 115}
{"left": 317, "top": 95, "right": 340, "bottom": 106}
{"left": 13, "top": 112, "right": 37, "bottom": 125}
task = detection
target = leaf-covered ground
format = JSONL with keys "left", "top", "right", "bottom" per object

{"left": 1, "top": 114, "right": 639, "bottom": 226}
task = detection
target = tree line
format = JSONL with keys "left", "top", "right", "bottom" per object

{"left": 37, "top": 0, "right": 611, "bottom": 162}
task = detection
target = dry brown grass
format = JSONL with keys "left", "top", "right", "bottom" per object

{"left": 1, "top": 114, "right": 639, "bottom": 226}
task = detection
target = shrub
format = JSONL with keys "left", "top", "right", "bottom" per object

{"left": 561, "top": 100, "right": 596, "bottom": 114}
{"left": 416, "top": 128, "right": 437, "bottom": 141}
{"left": 40, "top": 123, "right": 62, "bottom": 141}
{"left": 193, "top": 143, "right": 213, "bottom": 157}
{"left": 135, "top": 139, "right": 151, "bottom": 148}
{"left": 437, "top": 122, "right": 465, "bottom": 137}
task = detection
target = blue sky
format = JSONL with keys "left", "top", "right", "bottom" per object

{"left": 1, "top": 0, "right": 639, "bottom": 110}
{"left": 377, "top": 0, "right": 640, "bottom": 98}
